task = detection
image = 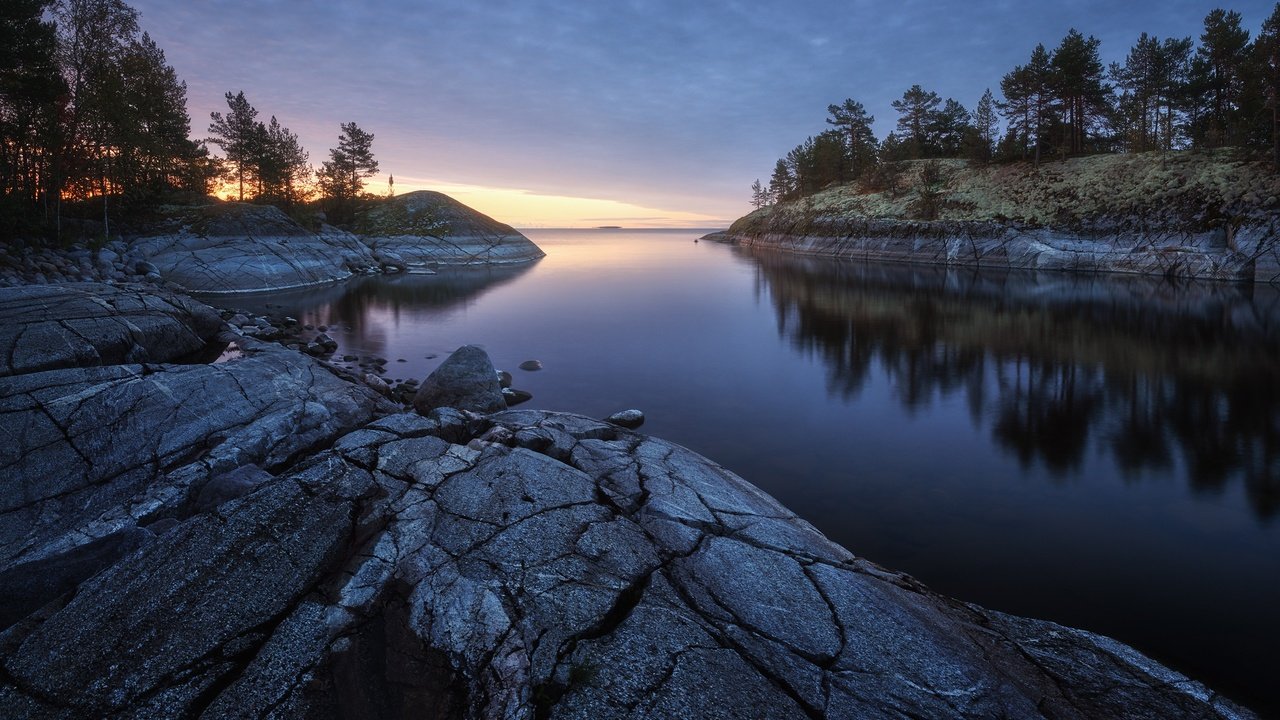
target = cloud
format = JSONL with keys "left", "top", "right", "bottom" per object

{"left": 129, "top": 0, "right": 1276, "bottom": 225}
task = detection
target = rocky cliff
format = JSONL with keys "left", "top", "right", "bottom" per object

{"left": 714, "top": 151, "right": 1280, "bottom": 283}
{"left": 0, "top": 283, "right": 1257, "bottom": 719}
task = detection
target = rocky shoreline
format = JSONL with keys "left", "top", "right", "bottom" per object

{"left": 1, "top": 190, "right": 545, "bottom": 295}
{"left": 0, "top": 277, "right": 1259, "bottom": 718}
{"left": 715, "top": 153, "right": 1280, "bottom": 284}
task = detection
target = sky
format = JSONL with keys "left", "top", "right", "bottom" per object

{"left": 128, "top": 0, "right": 1276, "bottom": 228}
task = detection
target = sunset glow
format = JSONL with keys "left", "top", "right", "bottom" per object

{"left": 383, "top": 175, "right": 728, "bottom": 229}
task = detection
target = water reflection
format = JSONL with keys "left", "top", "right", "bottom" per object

{"left": 225, "top": 263, "right": 536, "bottom": 361}
{"left": 747, "top": 250, "right": 1280, "bottom": 519}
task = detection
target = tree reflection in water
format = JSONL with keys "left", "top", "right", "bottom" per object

{"left": 747, "top": 249, "right": 1280, "bottom": 519}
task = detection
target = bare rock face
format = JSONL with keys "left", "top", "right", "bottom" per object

{"left": 0, "top": 405, "right": 1255, "bottom": 718}
{"left": 127, "top": 202, "right": 377, "bottom": 294}
{"left": 412, "top": 344, "right": 507, "bottom": 415}
{"left": 0, "top": 285, "right": 395, "bottom": 627}
{"left": 0, "top": 283, "right": 223, "bottom": 376}
{"left": 357, "top": 191, "right": 546, "bottom": 270}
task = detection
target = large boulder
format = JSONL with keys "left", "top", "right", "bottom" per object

{"left": 0, "top": 408, "right": 1256, "bottom": 718}
{"left": 357, "top": 191, "right": 545, "bottom": 270}
{"left": 0, "top": 283, "right": 223, "bottom": 376}
{"left": 412, "top": 344, "right": 507, "bottom": 415}
{"left": 127, "top": 201, "right": 377, "bottom": 294}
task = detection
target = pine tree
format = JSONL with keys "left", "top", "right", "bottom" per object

{"left": 768, "top": 159, "right": 792, "bottom": 202}
{"left": 826, "top": 98, "right": 878, "bottom": 175}
{"left": 107, "top": 33, "right": 200, "bottom": 195}
{"left": 1000, "top": 44, "right": 1056, "bottom": 165}
{"left": 0, "top": 0, "right": 64, "bottom": 229}
{"left": 318, "top": 121, "right": 378, "bottom": 209}
{"left": 931, "top": 98, "right": 971, "bottom": 157}
{"left": 1051, "top": 29, "right": 1111, "bottom": 156}
{"left": 750, "top": 179, "right": 766, "bottom": 209}
{"left": 207, "top": 91, "right": 261, "bottom": 201}
{"left": 55, "top": 0, "right": 140, "bottom": 234}
{"left": 970, "top": 89, "right": 999, "bottom": 162}
{"left": 1191, "top": 9, "right": 1253, "bottom": 146}
{"left": 258, "top": 116, "right": 310, "bottom": 209}
{"left": 891, "top": 85, "right": 941, "bottom": 157}
{"left": 1258, "top": 3, "right": 1280, "bottom": 169}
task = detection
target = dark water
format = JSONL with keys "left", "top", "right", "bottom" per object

{"left": 225, "top": 229, "right": 1280, "bottom": 715}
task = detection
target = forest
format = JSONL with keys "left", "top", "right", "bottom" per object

{"left": 754, "top": 5, "right": 1280, "bottom": 208}
{"left": 0, "top": 0, "right": 381, "bottom": 243}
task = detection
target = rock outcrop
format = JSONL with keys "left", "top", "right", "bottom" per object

{"left": 0, "top": 292, "right": 1258, "bottom": 718}
{"left": 0, "top": 406, "right": 1254, "bottom": 719}
{"left": 716, "top": 152, "right": 1280, "bottom": 283}
{"left": 356, "top": 191, "right": 546, "bottom": 270}
{"left": 127, "top": 202, "right": 378, "bottom": 294}
{"left": 0, "top": 283, "right": 223, "bottom": 376}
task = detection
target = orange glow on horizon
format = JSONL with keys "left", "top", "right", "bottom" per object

{"left": 380, "top": 175, "right": 727, "bottom": 229}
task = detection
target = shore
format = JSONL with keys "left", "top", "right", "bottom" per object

{"left": 715, "top": 152, "right": 1280, "bottom": 283}
{"left": 0, "top": 269, "right": 1260, "bottom": 717}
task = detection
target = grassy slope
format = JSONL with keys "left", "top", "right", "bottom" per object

{"left": 732, "top": 150, "right": 1280, "bottom": 234}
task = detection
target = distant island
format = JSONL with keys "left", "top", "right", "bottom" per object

{"left": 596, "top": 225, "right": 624, "bottom": 229}
{"left": 720, "top": 6, "right": 1280, "bottom": 283}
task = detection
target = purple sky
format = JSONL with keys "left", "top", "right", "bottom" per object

{"left": 129, "top": 0, "right": 1275, "bottom": 226}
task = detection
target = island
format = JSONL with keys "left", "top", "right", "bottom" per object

{"left": 709, "top": 151, "right": 1280, "bottom": 284}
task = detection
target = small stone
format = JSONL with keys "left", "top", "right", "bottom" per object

{"left": 518, "top": 360, "right": 542, "bottom": 371}
{"left": 605, "top": 409, "right": 645, "bottom": 429}
{"left": 502, "top": 388, "right": 533, "bottom": 407}
{"left": 497, "top": 370, "right": 513, "bottom": 388}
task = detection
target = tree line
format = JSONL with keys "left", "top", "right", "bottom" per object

{"left": 0, "top": 0, "right": 383, "bottom": 242}
{"left": 752, "top": 5, "right": 1280, "bottom": 208}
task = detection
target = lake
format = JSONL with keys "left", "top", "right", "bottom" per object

{"left": 224, "top": 228, "right": 1280, "bottom": 715}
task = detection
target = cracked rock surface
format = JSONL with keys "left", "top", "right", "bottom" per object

{"left": 0, "top": 283, "right": 223, "bottom": 377}
{"left": 0, "top": 290, "right": 1256, "bottom": 718}
{"left": 128, "top": 203, "right": 378, "bottom": 295}
{"left": 0, "top": 404, "right": 1254, "bottom": 718}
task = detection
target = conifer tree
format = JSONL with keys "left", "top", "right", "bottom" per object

{"left": 1191, "top": 9, "right": 1253, "bottom": 146}
{"left": 750, "top": 179, "right": 766, "bottom": 209}
{"left": 207, "top": 91, "right": 260, "bottom": 201}
{"left": 768, "top": 159, "right": 792, "bottom": 202}
{"left": 1000, "top": 44, "right": 1056, "bottom": 165}
{"left": 892, "top": 85, "right": 941, "bottom": 157}
{"left": 931, "top": 98, "right": 971, "bottom": 157}
{"left": 1113, "top": 34, "right": 1194, "bottom": 151}
{"left": 259, "top": 116, "right": 310, "bottom": 209}
{"left": 970, "top": 89, "right": 1000, "bottom": 162}
{"left": 825, "top": 98, "right": 878, "bottom": 174}
{"left": 1051, "top": 29, "right": 1111, "bottom": 156}
{"left": 0, "top": 0, "right": 64, "bottom": 228}
{"left": 318, "top": 122, "right": 378, "bottom": 216}
{"left": 1257, "top": 3, "right": 1280, "bottom": 168}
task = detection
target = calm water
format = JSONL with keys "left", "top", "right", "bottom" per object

{"left": 226, "top": 229, "right": 1280, "bottom": 715}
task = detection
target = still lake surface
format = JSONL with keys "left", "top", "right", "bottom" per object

{"left": 226, "top": 228, "right": 1280, "bottom": 714}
